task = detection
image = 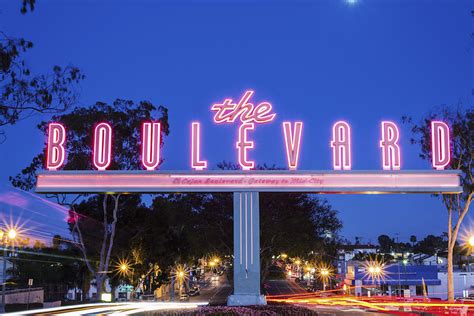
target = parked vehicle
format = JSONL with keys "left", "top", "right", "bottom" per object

{"left": 189, "top": 288, "right": 200, "bottom": 296}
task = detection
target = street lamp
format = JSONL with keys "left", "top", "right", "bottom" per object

{"left": 172, "top": 265, "right": 188, "bottom": 298}
{"left": 468, "top": 236, "right": 474, "bottom": 248}
{"left": 7, "top": 230, "right": 16, "bottom": 241}
{"left": 115, "top": 258, "right": 134, "bottom": 300}
{"left": 293, "top": 259, "right": 302, "bottom": 279}
{"left": 1, "top": 227, "right": 18, "bottom": 313}
{"left": 316, "top": 263, "right": 334, "bottom": 291}
{"left": 320, "top": 268, "right": 329, "bottom": 290}
{"left": 364, "top": 257, "right": 385, "bottom": 296}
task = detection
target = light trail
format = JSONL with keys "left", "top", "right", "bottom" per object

{"left": 11, "top": 302, "right": 208, "bottom": 315}
{"left": 268, "top": 293, "right": 474, "bottom": 314}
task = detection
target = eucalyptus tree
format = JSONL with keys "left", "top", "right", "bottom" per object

{"left": 10, "top": 100, "right": 169, "bottom": 298}
{"left": 404, "top": 106, "right": 473, "bottom": 301}
{"left": 0, "top": 0, "right": 84, "bottom": 141}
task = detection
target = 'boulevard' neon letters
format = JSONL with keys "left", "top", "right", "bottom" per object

{"left": 45, "top": 90, "right": 451, "bottom": 172}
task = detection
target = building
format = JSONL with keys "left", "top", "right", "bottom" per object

{"left": 344, "top": 261, "right": 441, "bottom": 297}
{"left": 337, "top": 244, "right": 378, "bottom": 275}
{"left": 412, "top": 253, "right": 447, "bottom": 268}
{"left": 0, "top": 257, "right": 12, "bottom": 285}
{"left": 432, "top": 271, "right": 474, "bottom": 300}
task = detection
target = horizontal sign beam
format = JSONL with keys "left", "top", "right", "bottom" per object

{"left": 35, "top": 170, "right": 462, "bottom": 194}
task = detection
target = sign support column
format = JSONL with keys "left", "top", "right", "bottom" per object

{"left": 227, "top": 192, "right": 266, "bottom": 306}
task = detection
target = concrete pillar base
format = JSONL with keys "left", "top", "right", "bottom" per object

{"left": 227, "top": 294, "right": 267, "bottom": 306}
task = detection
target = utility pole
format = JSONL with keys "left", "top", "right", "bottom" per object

{"left": 1, "top": 246, "right": 6, "bottom": 313}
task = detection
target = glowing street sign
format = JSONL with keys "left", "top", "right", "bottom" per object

{"left": 330, "top": 121, "right": 351, "bottom": 170}
{"left": 211, "top": 90, "right": 276, "bottom": 170}
{"left": 46, "top": 123, "right": 66, "bottom": 171}
{"left": 380, "top": 121, "right": 401, "bottom": 170}
{"left": 237, "top": 123, "right": 256, "bottom": 170}
{"left": 431, "top": 121, "right": 451, "bottom": 170}
{"left": 283, "top": 121, "right": 303, "bottom": 170}
{"left": 191, "top": 122, "right": 208, "bottom": 171}
{"left": 93, "top": 123, "right": 112, "bottom": 171}
{"left": 142, "top": 122, "right": 161, "bottom": 171}
{"left": 211, "top": 90, "right": 276, "bottom": 124}
{"left": 44, "top": 90, "right": 453, "bottom": 172}
{"left": 35, "top": 170, "right": 461, "bottom": 194}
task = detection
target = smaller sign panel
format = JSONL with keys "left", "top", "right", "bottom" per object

{"left": 35, "top": 170, "right": 461, "bottom": 194}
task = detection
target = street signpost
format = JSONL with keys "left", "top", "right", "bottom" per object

{"left": 26, "top": 279, "right": 33, "bottom": 310}
{"left": 35, "top": 90, "right": 462, "bottom": 305}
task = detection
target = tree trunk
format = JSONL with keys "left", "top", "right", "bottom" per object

{"left": 95, "top": 274, "right": 104, "bottom": 301}
{"left": 447, "top": 246, "right": 454, "bottom": 302}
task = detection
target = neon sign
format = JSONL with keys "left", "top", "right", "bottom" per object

{"left": 330, "top": 121, "right": 351, "bottom": 170}
{"left": 283, "top": 121, "right": 303, "bottom": 170}
{"left": 191, "top": 122, "right": 208, "bottom": 171}
{"left": 380, "top": 121, "right": 401, "bottom": 170}
{"left": 142, "top": 122, "right": 161, "bottom": 171}
{"left": 46, "top": 123, "right": 66, "bottom": 171}
{"left": 45, "top": 90, "right": 452, "bottom": 172}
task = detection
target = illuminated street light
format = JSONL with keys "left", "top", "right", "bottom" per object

{"left": 115, "top": 258, "right": 132, "bottom": 277}
{"left": 468, "top": 236, "right": 474, "bottom": 247}
{"left": 171, "top": 264, "right": 189, "bottom": 297}
{"left": 1, "top": 226, "right": 20, "bottom": 313}
{"left": 364, "top": 256, "right": 386, "bottom": 295}
{"left": 7, "top": 229, "right": 16, "bottom": 240}
{"left": 316, "top": 263, "right": 334, "bottom": 291}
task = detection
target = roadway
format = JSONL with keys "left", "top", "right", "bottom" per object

{"left": 189, "top": 271, "right": 231, "bottom": 305}
{"left": 264, "top": 278, "right": 307, "bottom": 296}
{"left": 5, "top": 273, "right": 231, "bottom": 315}
{"left": 10, "top": 302, "right": 207, "bottom": 315}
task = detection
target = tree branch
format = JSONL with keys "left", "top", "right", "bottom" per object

{"left": 98, "top": 194, "right": 109, "bottom": 274}
{"left": 104, "top": 194, "right": 121, "bottom": 274}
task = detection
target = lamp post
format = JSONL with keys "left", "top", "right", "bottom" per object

{"left": 117, "top": 258, "right": 135, "bottom": 301}
{"left": 294, "top": 259, "right": 301, "bottom": 279}
{"left": 177, "top": 271, "right": 185, "bottom": 296}
{"left": 467, "top": 236, "right": 474, "bottom": 272}
{"left": 1, "top": 228, "right": 17, "bottom": 313}
{"left": 368, "top": 265, "right": 383, "bottom": 295}
{"left": 320, "top": 268, "right": 329, "bottom": 290}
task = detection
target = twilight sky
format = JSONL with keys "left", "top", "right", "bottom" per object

{"left": 0, "top": 0, "right": 472, "bottom": 244}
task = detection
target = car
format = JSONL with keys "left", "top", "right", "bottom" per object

{"left": 179, "top": 293, "right": 189, "bottom": 301}
{"left": 189, "top": 288, "right": 200, "bottom": 296}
